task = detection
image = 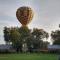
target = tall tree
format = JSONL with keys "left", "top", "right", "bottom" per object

{"left": 51, "top": 30, "right": 60, "bottom": 45}
{"left": 10, "top": 28, "right": 21, "bottom": 52}
{"left": 26, "top": 28, "right": 49, "bottom": 52}
{"left": 18, "top": 26, "right": 31, "bottom": 52}
{"left": 4, "top": 27, "right": 10, "bottom": 44}
{"left": 32, "top": 28, "right": 49, "bottom": 48}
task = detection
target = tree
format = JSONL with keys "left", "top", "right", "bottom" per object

{"left": 51, "top": 30, "right": 60, "bottom": 45}
{"left": 4, "top": 27, "right": 21, "bottom": 52}
{"left": 10, "top": 28, "right": 21, "bottom": 52}
{"left": 19, "top": 26, "right": 31, "bottom": 38}
{"left": 32, "top": 28, "right": 49, "bottom": 39}
{"left": 4, "top": 27, "right": 10, "bottom": 44}
{"left": 26, "top": 28, "right": 49, "bottom": 52}
{"left": 4, "top": 27, "right": 49, "bottom": 53}
{"left": 32, "top": 28, "right": 48, "bottom": 48}
{"left": 18, "top": 26, "right": 31, "bottom": 52}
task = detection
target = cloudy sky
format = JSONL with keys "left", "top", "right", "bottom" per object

{"left": 0, "top": 0, "right": 60, "bottom": 44}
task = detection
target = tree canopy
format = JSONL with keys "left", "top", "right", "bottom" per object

{"left": 51, "top": 30, "right": 60, "bottom": 45}
{"left": 3, "top": 26, "right": 49, "bottom": 52}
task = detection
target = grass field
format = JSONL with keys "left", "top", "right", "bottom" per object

{"left": 0, "top": 53, "right": 58, "bottom": 60}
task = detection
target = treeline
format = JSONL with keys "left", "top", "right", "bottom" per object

{"left": 3, "top": 25, "right": 60, "bottom": 52}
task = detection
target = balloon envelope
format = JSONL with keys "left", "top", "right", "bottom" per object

{"left": 16, "top": 6, "right": 34, "bottom": 26}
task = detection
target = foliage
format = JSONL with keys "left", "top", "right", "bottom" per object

{"left": 51, "top": 30, "right": 60, "bottom": 45}
{"left": 32, "top": 28, "right": 49, "bottom": 39}
{"left": 4, "top": 27, "right": 10, "bottom": 43}
{"left": 26, "top": 28, "right": 49, "bottom": 52}
{"left": 18, "top": 26, "right": 31, "bottom": 52}
{"left": 3, "top": 26, "right": 49, "bottom": 52}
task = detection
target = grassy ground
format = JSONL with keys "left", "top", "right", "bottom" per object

{"left": 0, "top": 53, "right": 58, "bottom": 60}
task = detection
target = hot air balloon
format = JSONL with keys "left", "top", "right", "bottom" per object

{"left": 16, "top": 6, "right": 34, "bottom": 26}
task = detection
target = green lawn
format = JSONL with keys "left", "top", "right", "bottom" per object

{"left": 0, "top": 53, "right": 58, "bottom": 60}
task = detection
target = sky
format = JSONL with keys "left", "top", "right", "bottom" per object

{"left": 0, "top": 0, "right": 60, "bottom": 44}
